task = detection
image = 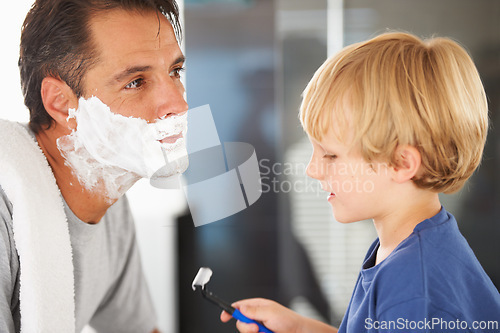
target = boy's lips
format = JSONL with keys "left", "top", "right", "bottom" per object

{"left": 321, "top": 186, "right": 336, "bottom": 200}
{"left": 321, "top": 186, "right": 335, "bottom": 195}
{"left": 160, "top": 133, "right": 183, "bottom": 144}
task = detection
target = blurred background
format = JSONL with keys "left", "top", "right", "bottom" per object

{"left": 1, "top": 0, "right": 499, "bottom": 332}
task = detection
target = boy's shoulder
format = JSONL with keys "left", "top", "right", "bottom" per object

{"left": 369, "top": 209, "right": 500, "bottom": 318}
{"left": 378, "top": 208, "right": 477, "bottom": 274}
{"left": 374, "top": 208, "right": 488, "bottom": 286}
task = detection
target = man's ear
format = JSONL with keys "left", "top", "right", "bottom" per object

{"left": 40, "top": 77, "right": 78, "bottom": 130}
{"left": 391, "top": 145, "right": 422, "bottom": 184}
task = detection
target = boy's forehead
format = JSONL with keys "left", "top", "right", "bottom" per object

{"left": 320, "top": 97, "right": 354, "bottom": 134}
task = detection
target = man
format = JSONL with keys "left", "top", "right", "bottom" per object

{"left": 0, "top": 0, "right": 187, "bottom": 332}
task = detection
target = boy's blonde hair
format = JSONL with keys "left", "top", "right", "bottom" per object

{"left": 300, "top": 32, "right": 488, "bottom": 194}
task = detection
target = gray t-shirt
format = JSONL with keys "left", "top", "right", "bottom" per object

{"left": 0, "top": 185, "right": 157, "bottom": 333}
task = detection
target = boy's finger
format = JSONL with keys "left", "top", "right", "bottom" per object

{"left": 239, "top": 303, "right": 269, "bottom": 322}
{"left": 236, "top": 320, "right": 260, "bottom": 333}
{"left": 220, "top": 310, "right": 232, "bottom": 322}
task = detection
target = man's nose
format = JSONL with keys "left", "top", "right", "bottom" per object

{"left": 156, "top": 78, "right": 188, "bottom": 119}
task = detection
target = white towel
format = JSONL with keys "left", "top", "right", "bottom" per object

{"left": 0, "top": 120, "right": 75, "bottom": 332}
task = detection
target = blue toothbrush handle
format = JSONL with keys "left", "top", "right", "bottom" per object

{"left": 232, "top": 308, "right": 274, "bottom": 333}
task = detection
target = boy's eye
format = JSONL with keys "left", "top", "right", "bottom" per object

{"left": 323, "top": 154, "right": 338, "bottom": 160}
{"left": 170, "top": 67, "right": 185, "bottom": 79}
{"left": 125, "top": 78, "right": 144, "bottom": 89}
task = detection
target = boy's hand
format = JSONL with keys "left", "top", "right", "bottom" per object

{"left": 220, "top": 298, "right": 304, "bottom": 333}
{"left": 220, "top": 298, "right": 338, "bottom": 333}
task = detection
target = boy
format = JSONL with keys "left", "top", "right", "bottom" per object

{"left": 221, "top": 32, "right": 500, "bottom": 332}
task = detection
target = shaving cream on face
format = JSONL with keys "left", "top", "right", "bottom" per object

{"left": 57, "top": 96, "right": 189, "bottom": 201}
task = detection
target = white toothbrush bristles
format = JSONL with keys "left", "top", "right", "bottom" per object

{"left": 191, "top": 267, "right": 213, "bottom": 291}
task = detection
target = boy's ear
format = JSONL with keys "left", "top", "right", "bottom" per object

{"left": 391, "top": 145, "right": 421, "bottom": 183}
{"left": 40, "top": 77, "right": 78, "bottom": 130}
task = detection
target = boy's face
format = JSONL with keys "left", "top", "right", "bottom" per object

{"left": 306, "top": 129, "right": 395, "bottom": 224}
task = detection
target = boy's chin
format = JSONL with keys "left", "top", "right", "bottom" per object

{"left": 335, "top": 218, "right": 360, "bottom": 224}
{"left": 331, "top": 210, "right": 364, "bottom": 224}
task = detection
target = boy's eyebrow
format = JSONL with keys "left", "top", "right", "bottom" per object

{"left": 108, "top": 56, "right": 186, "bottom": 85}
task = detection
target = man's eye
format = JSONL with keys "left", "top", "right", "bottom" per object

{"left": 125, "top": 78, "right": 144, "bottom": 89}
{"left": 170, "top": 67, "right": 185, "bottom": 79}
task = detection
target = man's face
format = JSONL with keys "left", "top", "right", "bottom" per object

{"left": 83, "top": 9, "right": 188, "bottom": 121}
{"left": 55, "top": 9, "right": 189, "bottom": 201}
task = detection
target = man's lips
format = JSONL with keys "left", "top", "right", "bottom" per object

{"left": 159, "top": 133, "right": 183, "bottom": 144}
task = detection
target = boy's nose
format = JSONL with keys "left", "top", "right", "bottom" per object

{"left": 306, "top": 159, "right": 322, "bottom": 180}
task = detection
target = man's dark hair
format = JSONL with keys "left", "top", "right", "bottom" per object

{"left": 19, "top": 0, "right": 181, "bottom": 134}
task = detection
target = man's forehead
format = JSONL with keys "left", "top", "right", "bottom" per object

{"left": 89, "top": 8, "right": 179, "bottom": 58}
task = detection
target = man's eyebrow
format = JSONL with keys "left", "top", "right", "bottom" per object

{"left": 173, "top": 56, "right": 186, "bottom": 66}
{"left": 109, "top": 66, "right": 152, "bottom": 85}
{"left": 108, "top": 56, "right": 186, "bottom": 85}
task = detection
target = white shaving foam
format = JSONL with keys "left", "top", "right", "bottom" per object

{"left": 57, "top": 96, "right": 189, "bottom": 201}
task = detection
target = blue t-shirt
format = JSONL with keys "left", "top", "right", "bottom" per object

{"left": 338, "top": 207, "right": 500, "bottom": 333}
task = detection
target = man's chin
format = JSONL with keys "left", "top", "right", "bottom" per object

{"left": 150, "top": 155, "right": 189, "bottom": 180}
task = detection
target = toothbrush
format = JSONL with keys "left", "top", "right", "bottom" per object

{"left": 191, "top": 267, "right": 274, "bottom": 333}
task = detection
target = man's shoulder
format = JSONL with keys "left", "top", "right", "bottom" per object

{"left": 0, "top": 186, "right": 14, "bottom": 241}
{"left": 0, "top": 185, "right": 13, "bottom": 218}
{"left": 0, "top": 185, "right": 20, "bottom": 333}
{"left": 0, "top": 185, "right": 19, "bottom": 278}
{"left": 100, "top": 194, "right": 137, "bottom": 237}
{"left": 105, "top": 195, "right": 133, "bottom": 222}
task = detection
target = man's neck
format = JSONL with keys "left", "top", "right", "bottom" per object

{"left": 36, "top": 126, "right": 116, "bottom": 224}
